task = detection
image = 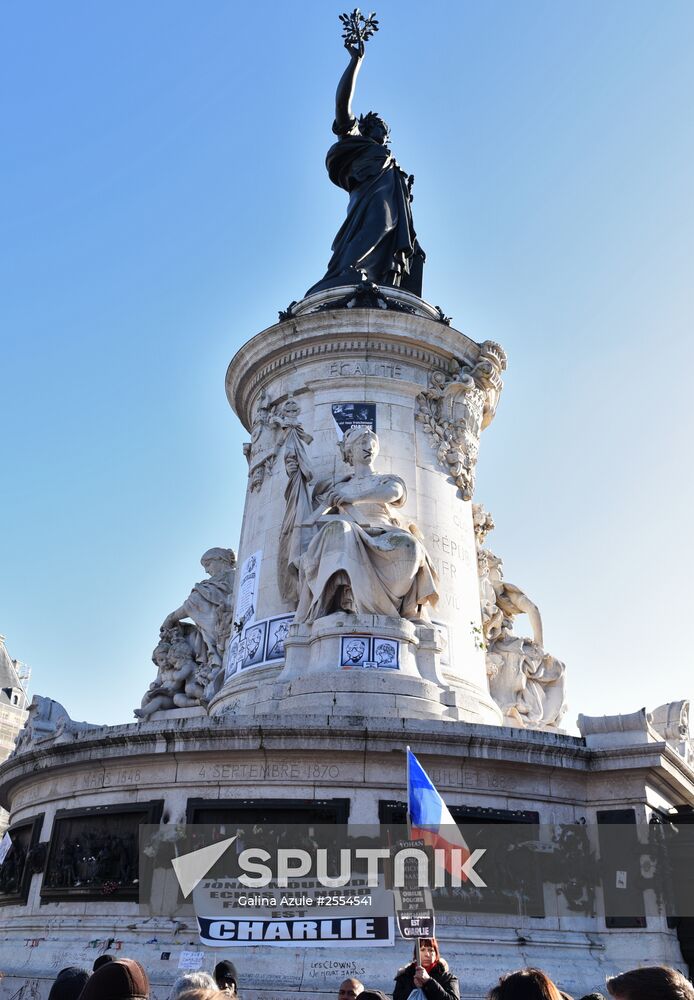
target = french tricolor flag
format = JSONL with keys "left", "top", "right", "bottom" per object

{"left": 407, "top": 747, "right": 474, "bottom": 882}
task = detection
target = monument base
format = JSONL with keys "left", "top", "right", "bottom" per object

{"left": 0, "top": 714, "right": 692, "bottom": 999}
{"left": 210, "top": 613, "right": 503, "bottom": 724}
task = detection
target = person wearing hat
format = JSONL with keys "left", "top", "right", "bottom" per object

{"left": 48, "top": 967, "right": 90, "bottom": 1000}
{"left": 93, "top": 955, "right": 116, "bottom": 972}
{"left": 214, "top": 961, "right": 239, "bottom": 996}
{"left": 77, "top": 958, "right": 149, "bottom": 1000}
{"left": 393, "top": 937, "right": 460, "bottom": 1000}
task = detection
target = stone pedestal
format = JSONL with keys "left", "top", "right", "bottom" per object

{"left": 1, "top": 715, "right": 693, "bottom": 999}
{"left": 211, "top": 288, "right": 505, "bottom": 726}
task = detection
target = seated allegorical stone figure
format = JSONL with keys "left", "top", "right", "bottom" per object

{"left": 295, "top": 427, "right": 438, "bottom": 623}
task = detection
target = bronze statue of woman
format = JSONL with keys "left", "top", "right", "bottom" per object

{"left": 306, "top": 22, "right": 425, "bottom": 297}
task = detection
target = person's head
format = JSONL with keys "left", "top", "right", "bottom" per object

{"left": 93, "top": 955, "right": 115, "bottom": 973}
{"left": 359, "top": 111, "right": 390, "bottom": 144}
{"left": 214, "top": 961, "right": 238, "bottom": 995}
{"left": 338, "top": 979, "right": 363, "bottom": 1000}
{"left": 201, "top": 547, "right": 236, "bottom": 576}
{"left": 77, "top": 959, "right": 148, "bottom": 1000}
{"left": 170, "top": 973, "right": 218, "bottom": 1000}
{"left": 48, "top": 968, "right": 90, "bottom": 1000}
{"left": 176, "top": 992, "right": 224, "bottom": 1000}
{"left": 606, "top": 966, "right": 694, "bottom": 1000}
{"left": 492, "top": 968, "right": 563, "bottom": 1000}
{"left": 342, "top": 427, "right": 379, "bottom": 468}
{"left": 579, "top": 994, "right": 606, "bottom": 1000}
{"left": 415, "top": 938, "right": 440, "bottom": 968}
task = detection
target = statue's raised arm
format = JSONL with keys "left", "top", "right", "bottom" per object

{"left": 334, "top": 39, "right": 364, "bottom": 134}
{"left": 305, "top": 11, "right": 425, "bottom": 298}
{"left": 334, "top": 9, "right": 378, "bottom": 132}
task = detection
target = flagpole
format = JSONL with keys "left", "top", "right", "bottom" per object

{"left": 405, "top": 745, "right": 421, "bottom": 968}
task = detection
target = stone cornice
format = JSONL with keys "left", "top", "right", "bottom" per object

{"left": 225, "top": 310, "right": 482, "bottom": 431}
{"left": 0, "top": 715, "right": 581, "bottom": 809}
{"left": 4, "top": 715, "right": 692, "bottom": 811}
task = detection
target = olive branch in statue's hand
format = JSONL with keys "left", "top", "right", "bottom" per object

{"left": 339, "top": 8, "right": 379, "bottom": 57}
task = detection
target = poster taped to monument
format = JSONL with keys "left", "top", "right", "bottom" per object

{"left": 331, "top": 402, "right": 377, "bottom": 439}
{"left": 193, "top": 875, "right": 394, "bottom": 948}
{"left": 225, "top": 548, "right": 262, "bottom": 678}
{"left": 234, "top": 549, "right": 262, "bottom": 627}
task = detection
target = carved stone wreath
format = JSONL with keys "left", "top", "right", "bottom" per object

{"left": 415, "top": 341, "right": 506, "bottom": 500}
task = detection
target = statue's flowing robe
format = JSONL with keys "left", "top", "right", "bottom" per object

{"left": 307, "top": 125, "right": 423, "bottom": 296}
{"left": 278, "top": 426, "right": 314, "bottom": 603}
{"left": 181, "top": 575, "right": 233, "bottom": 666}
{"left": 295, "top": 475, "right": 438, "bottom": 623}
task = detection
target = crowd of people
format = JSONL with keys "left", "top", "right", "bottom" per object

{"left": 43, "top": 940, "right": 694, "bottom": 1000}
{"left": 46, "top": 956, "right": 238, "bottom": 1000}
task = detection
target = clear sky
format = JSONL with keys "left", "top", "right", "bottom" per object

{"left": 1, "top": 1, "right": 692, "bottom": 731}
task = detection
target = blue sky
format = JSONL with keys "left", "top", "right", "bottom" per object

{"left": 1, "top": 1, "right": 692, "bottom": 729}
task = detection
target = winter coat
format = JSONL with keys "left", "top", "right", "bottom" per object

{"left": 393, "top": 960, "right": 460, "bottom": 1000}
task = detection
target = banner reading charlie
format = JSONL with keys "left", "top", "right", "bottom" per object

{"left": 162, "top": 824, "right": 394, "bottom": 948}
{"left": 194, "top": 875, "right": 394, "bottom": 947}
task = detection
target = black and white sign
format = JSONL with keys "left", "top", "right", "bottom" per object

{"left": 331, "top": 403, "right": 377, "bottom": 439}
{"left": 266, "top": 616, "right": 292, "bottom": 661}
{"left": 194, "top": 876, "right": 394, "bottom": 948}
{"left": 234, "top": 549, "right": 262, "bottom": 629}
{"left": 340, "top": 636, "right": 400, "bottom": 670}
{"left": 372, "top": 638, "right": 399, "bottom": 669}
{"left": 392, "top": 838, "right": 435, "bottom": 941}
{"left": 241, "top": 621, "right": 267, "bottom": 668}
{"left": 340, "top": 636, "right": 370, "bottom": 667}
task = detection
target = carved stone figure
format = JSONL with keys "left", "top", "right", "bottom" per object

{"left": 258, "top": 395, "right": 317, "bottom": 604}
{"left": 416, "top": 342, "right": 507, "bottom": 499}
{"left": 135, "top": 624, "right": 210, "bottom": 718}
{"left": 13, "top": 696, "right": 96, "bottom": 755}
{"left": 487, "top": 637, "right": 567, "bottom": 730}
{"left": 472, "top": 503, "right": 495, "bottom": 547}
{"left": 137, "top": 548, "right": 236, "bottom": 717}
{"left": 473, "top": 505, "right": 567, "bottom": 730}
{"left": 650, "top": 700, "right": 690, "bottom": 742}
{"left": 649, "top": 700, "right": 693, "bottom": 765}
{"left": 162, "top": 547, "right": 236, "bottom": 672}
{"left": 244, "top": 391, "right": 278, "bottom": 491}
{"left": 295, "top": 427, "right": 439, "bottom": 622}
{"left": 479, "top": 548, "right": 543, "bottom": 650}
{"left": 244, "top": 393, "right": 314, "bottom": 502}
{"left": 306, "top": 11, "right": 425, "bottom": 297}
